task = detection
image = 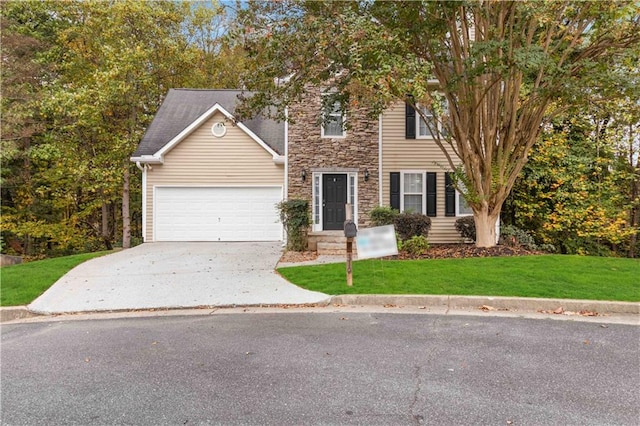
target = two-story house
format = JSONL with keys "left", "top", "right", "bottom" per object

{"left": 131, "top": 88, "right": 473, "bottom": 250}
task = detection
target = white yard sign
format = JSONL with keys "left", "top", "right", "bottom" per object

{"left": 356, "top": 225, "right": 399, "bottom": 260}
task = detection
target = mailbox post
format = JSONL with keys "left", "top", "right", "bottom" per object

{"left": 344, "top": 204, "right": 357, "bottom": 286}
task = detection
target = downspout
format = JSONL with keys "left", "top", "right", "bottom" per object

{"left": 136, "top": 162, "right": 148, "bottom": 243}
{"left": 284, "top": 107, "right": 289, "bottom": 201}
{"left": 283, "top": 107, "right": 289, "bottom": 246}
{"left": 378, "top": 114, "right": 383, "bottom": 206}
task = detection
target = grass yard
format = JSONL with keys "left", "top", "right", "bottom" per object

{"left": 278, "top": 255, "right": 640, "bottom": 302}
{"left": 1, "top": 251, "right": 111, "bottom": 306}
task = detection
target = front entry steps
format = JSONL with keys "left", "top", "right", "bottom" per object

{"left": 308, "top": 231, "right": 358, "bottom": 256}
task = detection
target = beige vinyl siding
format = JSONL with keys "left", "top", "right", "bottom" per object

{"left": 144, "top": 112, "right": 284, "bottom": 240}
{"left": 381, "top": 102, "right": 463, "bottom": 243}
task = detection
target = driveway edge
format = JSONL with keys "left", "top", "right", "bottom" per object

{"left": 330, "top": 295, "right": 640, "bottom": 315}
{"left": 1, "top": 306, "right": 41, "bottom": 323}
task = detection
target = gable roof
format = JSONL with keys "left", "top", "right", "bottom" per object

{"left": 132, "top": 89, "right": 284, "bottom": 158}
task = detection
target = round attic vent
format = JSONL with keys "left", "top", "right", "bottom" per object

{"left": 211, "top": 121, "right": 226, "bottom": 137}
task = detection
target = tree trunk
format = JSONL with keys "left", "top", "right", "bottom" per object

{"left": 474, "top": 206, "right": 500, "bottom": 248}
{"left": 101, "top": 197, "right": 113, "bottom": 251}
{"left": 122, "top": 164, "right": 131, "bottom": 249}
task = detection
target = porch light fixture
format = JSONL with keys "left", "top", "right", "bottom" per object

{"left": 301, "top": 169, "right": 307, "bottom": 182}
{"left": 364, "top": 168, "right": 370, "bottom": 181}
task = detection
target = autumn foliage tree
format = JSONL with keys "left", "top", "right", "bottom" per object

{"left": 1, "top": 0, "right": 237, "bottom": 257}
{"left": 234, "top": 0, "right": 640, "bottom": 247}
{"left": 506, "top": 79, "right": 639, "bottom": 256}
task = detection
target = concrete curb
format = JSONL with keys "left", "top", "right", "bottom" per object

{"left": 2, "top": 296, "right": 638, "bottom": 324}
{"left": 1, "top": 306, "right": 41, "bottom": 323}
{"left": 330, "top": 295, "right": 640, "bottom": 315}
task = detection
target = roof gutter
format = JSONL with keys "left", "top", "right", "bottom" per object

{"left": 130, "top": 155, "right": 163, "bottom": 165}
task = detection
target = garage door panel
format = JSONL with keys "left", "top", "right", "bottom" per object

{"left": 155, "top": 187, "right": 282, "bottom": 241}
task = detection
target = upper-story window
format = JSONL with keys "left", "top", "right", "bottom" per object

{"left": 406, "top": 95, "right": 448, "bottom": 140}
{"left": 321, "top": 95, "right": 345, "bottom": 138}
{"left": 418, "top": 105, "right": 437, "bottom": 138}
{"left": 417, "top": 99, "right": 448, "bottom": 139}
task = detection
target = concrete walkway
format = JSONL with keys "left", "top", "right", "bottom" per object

{"left": 27, "top": 242, "right": 330, "bottom": 315}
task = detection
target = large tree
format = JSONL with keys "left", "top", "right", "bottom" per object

{"left": 1, "top": 0, "right": 236, "bottom": 256}
{"left": 234, "top": 0, "right": 639, "bottom": 247}
{"left": 505, "top": 43, "right": 640, "bottom": 257}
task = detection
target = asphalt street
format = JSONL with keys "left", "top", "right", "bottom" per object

{"left": 2, "top": 312, "right": 638, "bottom": 425}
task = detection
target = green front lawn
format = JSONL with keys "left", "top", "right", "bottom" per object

{"left": 1, "top": 251, "right": 111, "bottom": 306}
{"left": 278, "top": 255, "right": 640, "bottom": 302}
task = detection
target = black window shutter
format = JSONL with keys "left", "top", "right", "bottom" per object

{"left": 405, "top": 103, "right": 416, "bottom": 139}
{"left": 426, "top": 172, "right": 437, "bottom": 217}
{"left": 445, "top": 172, "right": 456, "bottom": 217}
{"left": 390, "top": 172, "right": 400, "bottom": 210}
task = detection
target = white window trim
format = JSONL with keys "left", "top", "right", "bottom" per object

{"left": 416, "top": 106, "right": 437, "bottom": 139}
{"left": 400, "top": 171, "right": 426, "bottom": 214}
{"left": 456, "top": 191, "right": 473, "bottom": 216}
{"left": 320, "top": 94, "right": 346, "bottom": 139}
{"left": 312, "top": 171, "right": 358, "bottom": 232}
{"left": 416, "top": 99, "right": 448, "bottom": 139}
{"left": 454, "top": 180, "right": 473, "bottom": 216}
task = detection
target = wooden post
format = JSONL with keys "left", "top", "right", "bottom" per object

{"left": 346, "top": 203, "right": 353, "bottom": 286}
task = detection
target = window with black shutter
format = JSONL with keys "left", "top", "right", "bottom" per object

{"left": 391, "top": 171, "right": 437, "bottom": 216}
{"left": 390, "top": 172, "right": 400, "bottom": 210}
{"left": 445, "top": 172, "right": 456, "bottom": 217}
{"left": 426, "top": 172, "right": 436, "bottom": 217}
{"left": 405, "top": 103, "right": 416, "bottom": 139}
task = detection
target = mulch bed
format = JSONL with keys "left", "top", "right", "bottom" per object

{"left": 399, "top": 243, "right": 542, "bottom": 260}
{"left": 280, "top": 244, "right": 541, "bottom": 263}
{"left": 279, "top": 251, "right": 319, "bottom": 263}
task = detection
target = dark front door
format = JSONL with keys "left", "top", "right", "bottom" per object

{"left": 323, "top": 174, "right": 347, "bottom": 230}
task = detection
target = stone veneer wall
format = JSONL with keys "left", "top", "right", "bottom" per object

{"left": 287, "top": 86, "right": 379, "bottom": 228}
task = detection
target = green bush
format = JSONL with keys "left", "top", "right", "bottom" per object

{"left": 539, "top": 243, "right": 557, "bottom": 253}
{"left": 455, "top": 216, "right": 476, "bottom": 241}
{"left": 499, "top": 224, "right": 557, "bottom": 252}
{"left": 369, "top": 206, "right": 399, "bottom": 227}
{"left": 277, "top": 199, "right": 310, "bottom": 251}
{"left": 400, "top": 235, "right": 430, "bottom": 257}
{"left": 500, "top": 225, "right": 534, "bottom": 249}
{"left": 394, "top": 212, "right": 431, "bottom": 241}
{"left": 560, "top": 237, "right": 611, "bottom": 256}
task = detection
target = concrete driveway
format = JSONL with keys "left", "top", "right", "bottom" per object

{"left": 28, "top": 243, "right": 329, "bottom": 315}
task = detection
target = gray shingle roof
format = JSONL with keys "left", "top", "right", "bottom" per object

{"left": 133, "top": 89, "right": 284, "bottom": 157}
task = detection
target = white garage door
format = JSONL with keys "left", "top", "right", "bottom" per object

{"left": 154, "top": 186, "right": 283, "bottom": 241}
